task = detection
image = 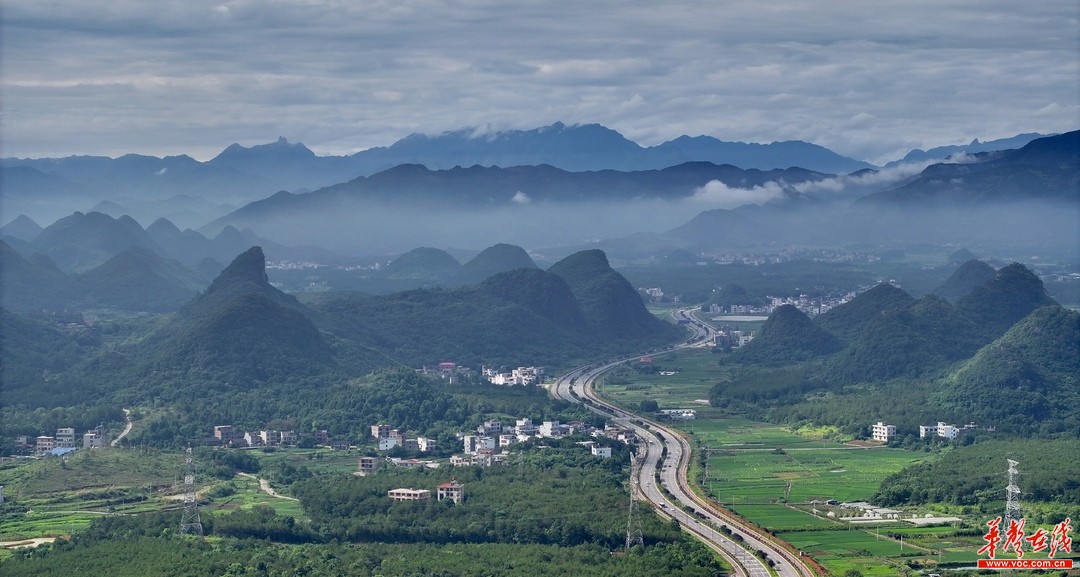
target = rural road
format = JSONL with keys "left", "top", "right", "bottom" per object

{"left": 111, "top": 408, "right": 132, "bottom": 447}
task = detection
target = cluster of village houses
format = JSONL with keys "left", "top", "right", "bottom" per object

{"left": 871, "top": 421, "right": 981, "bottom": 442}
{"left": 10, "top": 426, "right": 107, "bottom": 457}
{"left": 416, "top": 362, "right": 545, "bottom": 387}
{"left": 369, "top": 417, "right": 627, "bottom": 503}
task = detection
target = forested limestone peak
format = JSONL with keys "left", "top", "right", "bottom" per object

{"left": 957, "top": 262, "right": 1056, "bottom": 335}
{"left": 933, "top": 259, "right": 997, "bottom": 302}
{"left": 205, "top": 246, "right": 269, "bottom": 293}
{"left": 815, "top": 282, "right": 914, "bottom": 343}
{"left": 730, "top": 304, "right": 842, "bottom": 366}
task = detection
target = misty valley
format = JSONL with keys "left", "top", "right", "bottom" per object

{"left": 1, "top": 125, "right": 1078, "bottom": 577}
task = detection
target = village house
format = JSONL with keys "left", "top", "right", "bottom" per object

{"left": 437, "top": 480, "right": 465, "bottom": 503}
{"left": 388, "top": 488, "right": 431, "bottom": 502}
{"left": 357, "top": 456, "right": 380, "bottom": 475}
{"left": 53, "top": 427, "right": 76, "bottom": 449}
{"left": 83, "top": 431, "right": 103, "bottom": 449}
{"left": 871, "top": 422, "right": 896, "bottom": 443}
{"left": 35, "top": 435, "right": 55, "bottom": 456}
{"left": 463, "top": 435, "right": 496, "bottom": 454}
{"left": 538, "top": 420, "right": 570, "bottom": 438}
{"left": 484, "top": 366, "right": 544, "bottom": 386}
{"left": 919, "top": 421, "right": 976, "bottom": 439}
{"left": 244, "top": 431, "right": 264, "bottom": 447}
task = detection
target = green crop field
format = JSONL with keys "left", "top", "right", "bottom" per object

{"left": 726, "top": 503, "right": 836, "bottom": 530}
{"left": 598, "top": 348, "right": 720, "bottom": 409}
{"left": 687, "top": 417, "right": 832, "bottom": 449}
{"left": 779, "top": 529, "right": 920, "bottom": 576}
{"left": 706, "top": 445, "right": 930, "bottom": 505}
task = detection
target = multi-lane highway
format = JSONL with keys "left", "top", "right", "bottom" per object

{"left": 550, "top": 309, "right": 816, "bottom": 577}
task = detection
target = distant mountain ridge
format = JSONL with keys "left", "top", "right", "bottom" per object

{"left": 860, "top": 130, "right": 1080, "bottom": 205}
{"left": 0, "top": 122, "right": 881, "bottom": 228}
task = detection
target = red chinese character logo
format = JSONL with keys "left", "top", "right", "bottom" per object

{"left": 1025, "top": 527, "right": 1048, "bottom": 552}
{"left": 979, "top": 516, "right": 1002, "bottom": 559}
{"left": 1003, "top": 518, "right": 1026, "bottom": 558}
{"left": 1049, "top": 518, "right": 1073, "bottom": 558}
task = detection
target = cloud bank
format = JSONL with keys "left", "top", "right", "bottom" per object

{"left": 1, "top": 0, "right": 1077, "bottom": 163}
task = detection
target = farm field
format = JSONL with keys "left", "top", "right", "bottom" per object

{"left": 726, "top": 503, "right": 836, "bottom": 530}
{"left": 598, "top": 348, "right": 720, "bottom": 409}
{"left": 778, "top": 529, "right": 923, "bottom": 576}
{"left": 706, "top": 446, "right": 932, "bottom": 504}
{"left": 589, "top": 352, "right": 1016, "bottom": 576}
{"left": 0, "top": 446, "right": 320, "bottom": 544}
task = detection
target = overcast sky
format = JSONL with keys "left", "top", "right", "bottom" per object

{"left": 2, "top": 0, "right": 1077, "bottom": 164}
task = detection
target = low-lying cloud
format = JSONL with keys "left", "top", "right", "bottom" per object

{"left": 688, "top": 180, "right": 787, "bottom": 208}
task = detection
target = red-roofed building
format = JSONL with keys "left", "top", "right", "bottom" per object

{"left": 437, "top": 480, "right": 464, "bottom": 503}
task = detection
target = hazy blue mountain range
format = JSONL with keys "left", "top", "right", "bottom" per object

{"left": 859, "top": 130, "right": 1079, "bottom": 204}
{"left": 891, "top": 132, "right": 1053, "bottom": 166}
{"left": 5, "top": 122, "right": 1029, "bottom": 227}
{"left": 204, "top": 161, "right": 825, "bottom": 229}
{"left": 0, "top": 238, "right": 203, "bottom": 312}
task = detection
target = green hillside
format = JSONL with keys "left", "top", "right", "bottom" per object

{"left": 730, "top": 304, "right": 841, "bottom": 366}
{"left": 383, "top": 246, "right": 461, "bottom": 281}
{"left": 453, "top": 243, "right": 538, "bottom": 286}
{"left": 815, "top": 282, "right": 914, "bottom": 343}
{"left": 937, "top": 305, "right": 1080, "bottom": 434}
{"left": 547, "top": 249, "right": 675, "bottom": 342}
{"left": 932, "top": 258, "right": 996, "bottom": 302}
{"left": 77, "top": 246, "right": 201, "bottom": 311}
{"left": 956, "top": 262, "right": 1057, "bottom": 335}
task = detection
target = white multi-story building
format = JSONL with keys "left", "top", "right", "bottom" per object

{"left": 871, "top": 422, "right": 896, "bottom": 442}
{"left": 463, "top": 435, "right": 496, "bottom": 454}
{"left": 437, "top": 480, "right": 464, "bottom": 503}
{"left": 919, "top": 421, "right": 975, "bottom": 439}
{"left": 388, "top": 488, "right": 430, "bottom": 501}
{"left": 55, "top": 427, "right": 76, "bottom": 448}
{"left": 539, "top": 421, "right": 569, "bottom": 438}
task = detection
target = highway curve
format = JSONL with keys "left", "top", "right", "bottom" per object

{"left": 550, "top": 308, "right": 817, "bottom": 577}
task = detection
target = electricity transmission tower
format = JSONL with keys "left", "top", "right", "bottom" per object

{"left": 626, "top": 453, "right": 644, "bottom": 549}
{"left": 179, "top": 447, "right": 203, "bottom": 535}
{"left": 1005, "top": 459, "right": 1022, "bottom": 527}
